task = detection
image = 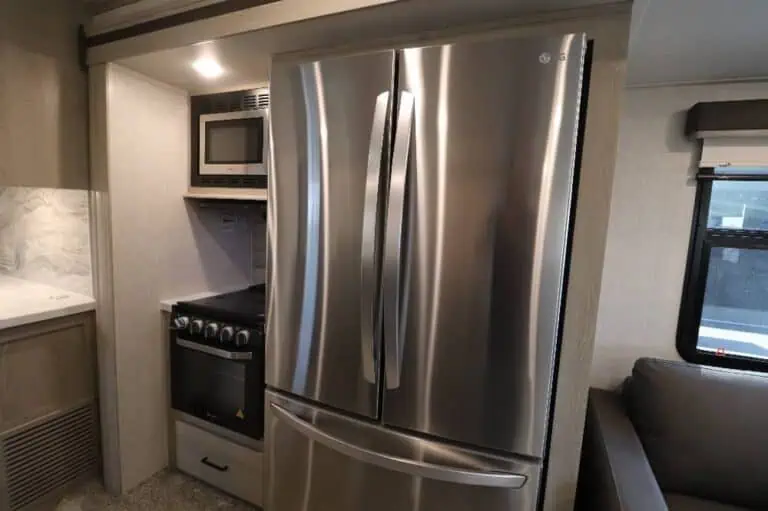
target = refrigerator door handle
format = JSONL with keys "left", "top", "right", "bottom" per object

{"left": 270, "top": 402, "right": 527, "bottom": 488}
{"left": 360, "top": 91, "right": 391, "bottom": 384}
{"left": 383, "top": 91, "right": 414, "bottom": 390}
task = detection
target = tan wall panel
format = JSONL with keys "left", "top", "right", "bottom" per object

{"left": 592, "top": 81, "right": 768, "bottom": 389}
{"left": 94, "top": 63, "right": 260, "bottom": 493}
{"left": 0, "top": 0, "right": 89, "bottom": 190}
{"left": 541, "top": 10, "right": 631, "bottom": 510}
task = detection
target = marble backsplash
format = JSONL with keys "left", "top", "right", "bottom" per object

{"left": 0, "top": 187, "right": 92, "bottom": 296}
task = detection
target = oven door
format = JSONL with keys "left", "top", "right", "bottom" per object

{"left": 170, "top": 334, "right": 264, "bottom": 439}
{"left": 199, "top": 110, "right": 268, "bottom": 176}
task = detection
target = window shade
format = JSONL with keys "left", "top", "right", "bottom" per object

{"left": 700, "top": 137, "right": 768, "bottom": 168}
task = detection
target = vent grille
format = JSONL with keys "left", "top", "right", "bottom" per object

{"left": 243, "top": 89, "right": 270, "bottom": 110}
{"left": 200, "top": 175, "right": 266, "bottom": 187}
{"left": 201, "top": 88, "right": 269, "bottom": 113}
{"left": 2, "top": 405, "right": 98, "bottom": 511}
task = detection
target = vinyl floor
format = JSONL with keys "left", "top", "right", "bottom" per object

{"left": 54, "top": 470, "right": 257, "bottom": 511}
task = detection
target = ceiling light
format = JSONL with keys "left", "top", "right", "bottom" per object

{"left": 192, "top": 58, "right": 224, "bottom": 79}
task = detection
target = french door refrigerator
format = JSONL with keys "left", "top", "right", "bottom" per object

{"left": 266, "top": 31, "right": 587, "bottom": 511}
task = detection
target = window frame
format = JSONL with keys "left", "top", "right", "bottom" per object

{"left": 677, "top": 167, "right": 768, "bottom": 371}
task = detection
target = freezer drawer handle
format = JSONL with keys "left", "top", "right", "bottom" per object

{"left": 383, "top": 90, "right": 415, "bottom": 390}
{"left": 361, "top": 91, "right": 391, "bottom": 384}
{"left": 271, "top": 402, "right": 527, "bottom": 488}
{"left": 200, "top": 457, "right": 229, "bottom": 472}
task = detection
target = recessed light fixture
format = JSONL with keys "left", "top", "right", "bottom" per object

{"left": 192, "top": 57, "right": 224, "bottom": 79}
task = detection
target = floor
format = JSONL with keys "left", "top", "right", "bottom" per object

{"left": 55, "top": 471, "right": 257, "bottom": 511}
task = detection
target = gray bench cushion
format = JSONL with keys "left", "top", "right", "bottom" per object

{"left": 665, "top": 493, "right": 751, "bottom": 511}
{"left": 624, "top": 358, "right": 768, "bottom": 510}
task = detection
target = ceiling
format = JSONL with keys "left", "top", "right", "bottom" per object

{"left": 117, "top": 0, "right": 768, "bottom": 92}
{"left": 627, "top": 0, "right": 768, "bottom": 87}
{"left": 117, "top": 0, "right": 616, "bottom": 94}
{"left": 119, "top": 37, "right": 271, "bottom": 94}
{"left": 84, "top": 0, "right": 142, "bottom": 15}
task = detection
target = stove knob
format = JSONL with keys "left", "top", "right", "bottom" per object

{"left": 204, "top": 322, "right": 220, "bottom": 341}
{"left": 219, "top": 326, "right": 235, "bottom": 344}
{"left": 190, "top": 319, "right": 204, "bottom": 335}
{"left": 234, "top": 329, "right": 251, "bottom": 348}
{"left": 173, "top": 316, "right": 190, "bottom": 331}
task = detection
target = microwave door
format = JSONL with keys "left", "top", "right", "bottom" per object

{"left": 199, "top": 110, "right": 269, "bottom": 176}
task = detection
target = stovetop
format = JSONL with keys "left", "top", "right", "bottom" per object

{"left": 176, "top": 284, "right": 266, "bottom": 326}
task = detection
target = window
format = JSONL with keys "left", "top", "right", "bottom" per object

{"left": 678, "top": 168, "right": 768, "bottom": 370}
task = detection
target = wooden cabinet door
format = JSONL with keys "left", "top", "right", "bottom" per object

{"left": 0, "top": 315, "right": 95, "bottom": 433}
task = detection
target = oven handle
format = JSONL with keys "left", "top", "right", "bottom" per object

{"left": 176, "top": 338, "right": 253, "bottom": 361}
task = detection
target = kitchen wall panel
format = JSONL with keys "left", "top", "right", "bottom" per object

{"left": 0, "top": 0, "right": 89, "bottom": 190}
{"left": 93, "top": 63, "right": 265, "bottom": 494}
{"left": 591, "top": 81, "right": 768, "bottom": 389}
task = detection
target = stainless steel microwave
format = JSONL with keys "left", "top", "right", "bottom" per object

{"left": 191, "top": 88, "right": 269, "bottom": 192}
{"left": 199, "top": 108, "right": 269, "bottom": 176}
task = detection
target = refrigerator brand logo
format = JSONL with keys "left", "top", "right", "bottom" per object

{"left": 538, "top": 52, "right": 568, "bottom": 64}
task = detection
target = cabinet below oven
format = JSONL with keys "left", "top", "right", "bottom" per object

{"left": 175, "top": 419, "right": 263, "bottom": 507}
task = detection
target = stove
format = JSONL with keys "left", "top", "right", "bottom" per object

{"left": 176, "top": 285, "right": 266, "bottom": 327}
{"left": 170, "top": 285, "right": 266, "bottom": 440}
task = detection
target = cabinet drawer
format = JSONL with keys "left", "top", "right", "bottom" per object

{"left": 175, "top": 420, "right": 263, "bottom": 506}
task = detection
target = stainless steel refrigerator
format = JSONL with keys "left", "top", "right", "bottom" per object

{"left": 265, "top": 31, "right": 587, "bottom": 511}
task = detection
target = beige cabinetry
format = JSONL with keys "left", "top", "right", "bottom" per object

{"left": 0, "top": 0, "right": 89, "bottom": 190}
{"left": 0, "top": 313, "right": 99, "bottom": 511}
{"left": 0, "top": 316, "right": 96, "bottom": 432}
{"left": 175, "top": 420, "right": 263, "bottom": 507}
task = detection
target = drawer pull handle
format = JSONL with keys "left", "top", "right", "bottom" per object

{"left": 201, "top": 457, "right": 229, "bottom": 472}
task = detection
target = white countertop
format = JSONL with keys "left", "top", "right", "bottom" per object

{"left": 0, "top": 276, "right": 96, "bottom": 330}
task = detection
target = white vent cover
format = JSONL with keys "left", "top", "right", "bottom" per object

{"left": 1, "top": 405, "right": 99, "bottom": 511}
{"left": 243, "top": 89, "right": 270, "bottom": 110}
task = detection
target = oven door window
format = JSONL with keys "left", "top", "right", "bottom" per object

{"left": 205, "top": 117, "right": 264, "bottom": 165}
{"left": 171, "top": 345, "right": 254, "bottom": 436}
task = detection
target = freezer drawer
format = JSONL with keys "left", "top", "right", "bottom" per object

{"left": 175, "top": 420, "right": 263, "bottom": 506}
{"left": 265, "top": 391, "right": 541, "bottom": 511}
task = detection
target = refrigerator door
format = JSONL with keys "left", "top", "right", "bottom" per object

{"left": 381, "top": 34, "right": 587, "bottom": 457}
{"left": 265, "top": 390, "right": 540, "bottom": 511}
{"left": 268, "top": 51, "right": 395, "bottom": 419}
